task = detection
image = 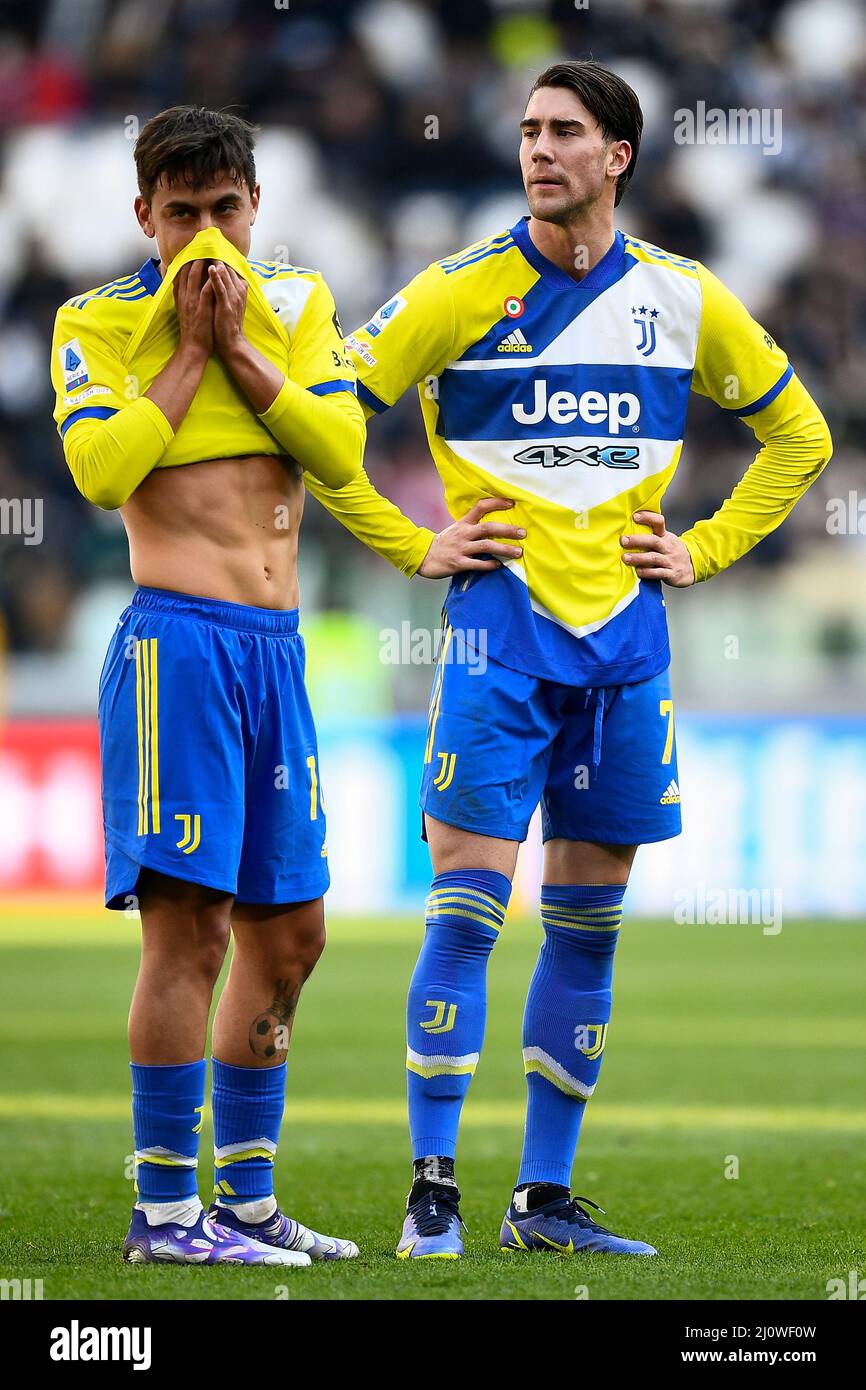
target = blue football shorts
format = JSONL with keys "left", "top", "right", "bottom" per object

{"left": 98, "top": 587, "right": 329, "bottom": 909}
{"left": 420, "top": 622, "right": 682, "bottom": 846}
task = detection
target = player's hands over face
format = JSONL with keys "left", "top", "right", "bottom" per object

{"left": 418, "top": 498, "right": 526, "bottom": 579}
{"left": 620, "top": 511, "right": 695, "bottom": 586}
{"left": 208, "top": 263, "right": 249, "bottom": 358}
{"left": 173, "top": 261, "right": 215, "bottom": 356}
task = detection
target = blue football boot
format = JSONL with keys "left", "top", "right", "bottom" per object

{"left": 500, "top": 1192, "right": 657, "bottom": 1256}
{"left": 396, "top": 1185, "right": 464, "bottom": 1259}
{"left": 208, "top": 1203, "right": 359, "bottom": 1260}
{"left": 122, "top": 1206, "right": 310, "bottom": 1265}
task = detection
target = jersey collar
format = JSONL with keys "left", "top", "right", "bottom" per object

{"left": 138, "top": 256, "right": 163, "bottom": 295}
{"left": 511, "top": 216, "right": 626, "bottom": 294}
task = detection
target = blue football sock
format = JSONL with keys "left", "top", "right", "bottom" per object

{"left": 407, "top": 869, "right": 512, "bottom": 1160}
{"left": 131, "top": 1059, "right": 206, "bottom": 1202}
{"left": 517, "top": 884, "right": 624, "bottom": 1189}
{"left": 211, "top": 1058, "right": 286, "bottom": 1204}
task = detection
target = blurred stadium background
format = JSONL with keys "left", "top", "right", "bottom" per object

{"left": 1, "top": 0, "right": 865, "bottom": 917}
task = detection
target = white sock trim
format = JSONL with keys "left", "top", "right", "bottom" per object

{"left": 215, "top": 1195, "right": 278, "bottom": 1223}
{"left": 135, "top": 1198, "right": 203, "bottom": 1228}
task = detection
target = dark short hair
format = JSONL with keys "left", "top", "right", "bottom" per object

{"left": 527, "top": 61, "right": 643, "bottom": 206}
{"left": 134, "top": 105, "right": 258, "bottom": 203}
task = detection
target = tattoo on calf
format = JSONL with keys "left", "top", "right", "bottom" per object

{"left": 248, "top": 977, "right": 300, "bottom": 1059}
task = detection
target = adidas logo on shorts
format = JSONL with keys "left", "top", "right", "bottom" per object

{"left": 498, "top": 329, "right": 533, "bottom": 353}
{"left": 660, "top": 779, "right": 681, "bottom": 805}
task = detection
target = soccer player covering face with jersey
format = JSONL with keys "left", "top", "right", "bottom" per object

{"left": 50, "top": 106, "right": 516, "bottom": 1267}
{"left": 340, "top": 61, "right": 832, "bottom": 1258}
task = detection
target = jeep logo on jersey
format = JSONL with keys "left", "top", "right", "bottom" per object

{"left": 512, "top": 380, "right": 641, "bottom": 434}
{"left": 514, "top": 444, "right": 640, "bottom": 469}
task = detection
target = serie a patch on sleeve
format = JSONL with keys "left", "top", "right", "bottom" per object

{"left": 364, "top": 294, "right": 408, "bottom": 337}
{"left": 59, "top": 337, "right": 89, "bottom": 390}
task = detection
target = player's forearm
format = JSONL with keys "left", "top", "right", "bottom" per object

{"left": 217, "top": 335, "right": 284, "bottom": 415}
{"left": 63, "top": 397, "right": 175, "bottom": 510}
{"left": 220, "top": 335, "right": 364, "bottom": 489}
{"left": 304, "top": 467, "right": 435, "bottom": 576}
{"left": 145, "top": 340, "right": 210, "bottom": 431}
{"left": 680, "top": 377, "right": 832, "bottom": 582}
{"left": 63, "top": 340, "right": 205, "bottom": 509}
{"left": 261, "top": 383, "right": 365, "bottom": 490}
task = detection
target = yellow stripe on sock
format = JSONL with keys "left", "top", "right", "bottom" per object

{"left": 213, "top": 1146, "right": 276, "bottom": 1168}
{"left": 524, "top": 1056, "right": 593, "bottom": 1100}
{"left": 542, "top": 898, "right": 622, "bottom": 908}
{"left": 135, "top": 1154, "right": 198, "bottom": 1169}
{"left": 426, "top": 894, "right": 504, "bottom": 930}
{"left": 427, "top": 889, "right": 505, "bottom": 919}
{"left": 429, "top": 907, "right": 504, "bottom": 932}
{"left": 541, "top": 907, "right": 622, "bottom": 931}
{"left": 406, "top": 1058, "right": 477, "bottom": 1078}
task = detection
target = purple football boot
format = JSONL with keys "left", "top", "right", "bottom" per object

{"left": 122, "top": 1206, "right": 311, "bottom": 1265}
{"left": 396, "top": 1186, "right": 464, "bottom": 1260}
{"left": 500, "top": 1192, "right": 657, "bottom": 1256}
{"left": 209, "top": 1203, "right": 359, "bottom": 1260}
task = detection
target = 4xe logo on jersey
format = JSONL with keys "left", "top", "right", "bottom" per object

{"left": 515, "top": 443, "right": 639, "bottom": 470}
{"left": 513, "top": 380, "right": 641, "bottom": 434}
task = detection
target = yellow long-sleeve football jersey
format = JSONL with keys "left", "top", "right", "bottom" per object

{"left": 345, "top": 217, "right": 832, "bottom": 685}
{"left": 51, "top": 228, "right": 365, "bottom": 508}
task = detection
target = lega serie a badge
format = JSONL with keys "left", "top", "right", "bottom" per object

{"left": 363, "top": 294, "right": 407, "bottom": 338}
{"left": 59, "top": 337, "right": 89, "bottom": 390}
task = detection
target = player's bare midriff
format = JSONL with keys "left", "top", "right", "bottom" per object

{"left": 121, "top": 452, "right": 304, "bottom": 610}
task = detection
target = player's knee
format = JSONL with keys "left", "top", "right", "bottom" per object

{"left": 425, "top": 818, "right": 519, "bottom": 880}
{"left": 191, "top": 918, "right": 232, "bottom": 986}
{"left": 233, "top": 899, "right": 326, "bottom": 983}
{"left": 139, "top": 871, "right": 232, "bottom": 984}
{"left": 153, "top": 915, "right": 230, "bottom": 988}
{"left": 286, "top": 914, "right": 326, "bottom": 981}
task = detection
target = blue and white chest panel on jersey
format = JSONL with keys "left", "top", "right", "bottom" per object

{"left": 439, "top": 221, "right": 702, "bottom": 687}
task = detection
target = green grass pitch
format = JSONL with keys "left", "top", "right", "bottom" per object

{"left": 0, "top": 905, "right": 863, "bottom": 1301}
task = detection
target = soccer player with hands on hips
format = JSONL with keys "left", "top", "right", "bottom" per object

{"left": 336, "top": 60, "right": 832, "bottom": 1259}
{"left": 50, "top": 106, "right": 505, "bottom": 1267}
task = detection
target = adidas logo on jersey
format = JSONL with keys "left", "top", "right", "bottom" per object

{"left": 660, "top": 780, "right": 681, "bottom": 805}
{"left": 498, "top": 329, "right": 533, "bottom": 353}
